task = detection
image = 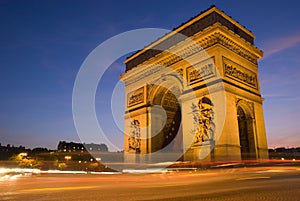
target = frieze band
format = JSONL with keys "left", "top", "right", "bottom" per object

{"left": 187, "top": 58, "right": 216, "bottom": 84}
{"left": 223, "top": 57, "right": 258, "bottom": 89}
{"left": 127, "top": 87, "right": 145, "bottom": 107}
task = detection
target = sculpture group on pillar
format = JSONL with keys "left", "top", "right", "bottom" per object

{"left": 191, "top": 97, "right": 215, "bottom": 145}
{"left": 128, "top": 119, "right": 141, "bottom": 153}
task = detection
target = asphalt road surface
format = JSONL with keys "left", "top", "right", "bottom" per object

{"left": 1, "top": 166, "right": 299, "bottom": 201}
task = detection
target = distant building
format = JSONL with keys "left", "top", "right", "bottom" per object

{"left": 55, "top": 141, "right": 111, "bottom": 171}
{"left": 84, "top": 143, "right": 108, "bottom": 152}
{"left": 57, "top": 141, "right": 108, "bottom": 153}
{"left": 269, "top": 147, "right": 300, "bottom": 160}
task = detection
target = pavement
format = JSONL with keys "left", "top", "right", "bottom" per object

{"left": 0, "top": 165, "right": 299, "bottom": 201}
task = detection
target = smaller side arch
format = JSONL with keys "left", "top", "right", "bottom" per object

{"left": 236, "top": 99, "right": 257, "bottom": 160}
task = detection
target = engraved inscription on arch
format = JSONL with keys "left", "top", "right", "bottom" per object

{"left": 127, "top": 87, "right": 144, "bottom": 108}
{"left": 223, "top": 57, "right": 258, "bottom": 89}
{"left": 186, "top": 57, "right": 216, "bottom": 85}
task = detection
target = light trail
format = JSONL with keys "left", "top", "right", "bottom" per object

{"left": 18, "top": 185, "right": 98, "bottom": 193}
{"left": 236, "top": 176, "right": 271, "bottom": 181}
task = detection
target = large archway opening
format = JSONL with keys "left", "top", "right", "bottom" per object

{"left": 150, "top": 84, "right": 183, "bottom": 155}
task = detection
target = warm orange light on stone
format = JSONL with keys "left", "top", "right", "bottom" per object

{"left": 121, "top": 6, "right": 268, "bottom": 163}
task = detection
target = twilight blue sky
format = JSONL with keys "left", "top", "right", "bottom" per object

{"left": 0, "top": 0, "right": 300, "bottom": 150}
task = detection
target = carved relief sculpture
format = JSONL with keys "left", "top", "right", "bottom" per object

{"left": 128, "top": 87, "right": 144, "bottom": 108}
{"left": 191, "top": 97, "right": 215, "bottom": 144}
{"left": 128, "top": 120, "right": 141, "bottom": 152}
{"left": 223, "top": 57, "right": 258, "bottom": 89}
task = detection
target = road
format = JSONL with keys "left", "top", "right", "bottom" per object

{"left": 0, "top": 166, "right": 299, "bottom": 201}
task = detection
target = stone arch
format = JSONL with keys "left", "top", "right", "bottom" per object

{"left": 147, "top": 74, "right": 183, "bottom": 153}
{"left": 148, "top": 73, "right": 183, "bottom": 106}
{"left": 236, "top": 99, "right": 256, "bottom": 160}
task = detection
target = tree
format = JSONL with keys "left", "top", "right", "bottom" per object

{"left": 11, "top": 153, "right": 40, "bottom": 168}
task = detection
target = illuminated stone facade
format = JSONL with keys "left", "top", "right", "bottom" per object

{"left": 120, "top": 6, "right": 268, "bottom": 163}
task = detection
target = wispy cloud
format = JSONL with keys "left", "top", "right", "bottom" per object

{"left": 262, "top": 33, "right": 300, "bottom": 58}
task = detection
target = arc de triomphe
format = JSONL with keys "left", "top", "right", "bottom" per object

{"left": 120, "top": 6, "right": 268, "bottom": 164}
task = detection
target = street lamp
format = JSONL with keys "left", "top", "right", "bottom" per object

{"left": 64, "top": 156, "right": 71, "bottom": 160}
{"left": 19, "top": 153, "right": 28, "bottom": 157}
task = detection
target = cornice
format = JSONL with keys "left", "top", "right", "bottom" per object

{"left": 125, "top": 6, "right": 256, "bottom": 66}
{"left": 122, "top": 26, "right": 261, "bottom": 83}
